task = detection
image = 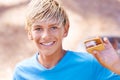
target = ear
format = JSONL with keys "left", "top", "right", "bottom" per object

{"left": 63, "top": 22, "right": 69, "bottom": 37}
{"left": 28, "top": 31, "right": 33, "bottom": 40}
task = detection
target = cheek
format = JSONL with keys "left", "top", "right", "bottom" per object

{"left": 32, "top": 32, "right": 40, "bottom": 41}
{"left": 54, "top": 31, "right": 64, "bottom": 37}
{"left": 56, "top": 32, "right": 65, "bottom": 40}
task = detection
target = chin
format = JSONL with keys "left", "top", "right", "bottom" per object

{"left": 39, "top": 50, "right": 54, "bottom": 56}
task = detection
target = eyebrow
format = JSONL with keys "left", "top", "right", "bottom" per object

{"left": 33, "top": 23, "right": 58, "bottom": 27}
{"left": 49, "top": 23, "right": 58, "bottom": 26}
{"left": 32, "top": 24, "right": 42, "bottom": 28}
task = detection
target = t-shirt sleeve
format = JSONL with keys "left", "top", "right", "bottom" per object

{"left": 91, "top": 56, "right": 120, "bottom": 80}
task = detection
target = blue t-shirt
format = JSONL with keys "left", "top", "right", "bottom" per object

{"left": 13, "top": 50, "right": 120, "bottom": 80}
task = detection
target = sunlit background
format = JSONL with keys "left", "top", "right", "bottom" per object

{"left": 0, "top": 0, "right": 120, "bottom": 80}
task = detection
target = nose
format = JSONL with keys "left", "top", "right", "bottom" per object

{"left": 41, "top": 30, "right": 50, "bottom": 40}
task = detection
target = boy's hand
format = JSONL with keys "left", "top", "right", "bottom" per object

{"left": 92, "top": 37, "right": 120, "bottom": 74}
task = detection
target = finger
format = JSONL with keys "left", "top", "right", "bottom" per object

{"left": 92, "top": 50, "right": 100, "bottom": 60}
{"left": 103, "top": 37, "right": 113, "bottom": 48}
{"left": 103, "top": 37, "right": 112, "bottom": 45}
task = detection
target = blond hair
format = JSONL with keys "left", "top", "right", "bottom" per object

{"left": 25, "top": 0, "right": 69, "bottom": 32}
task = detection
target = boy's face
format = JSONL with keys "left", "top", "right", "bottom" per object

{"left": 28, "top": 19, "right": 69, "bottom": 56}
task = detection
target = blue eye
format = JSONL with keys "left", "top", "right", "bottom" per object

{"left": 35, "top": 28, "right": 42, "bottom": 31}
{"left": 51, "top": 27, "right": 58, "bottom": 30}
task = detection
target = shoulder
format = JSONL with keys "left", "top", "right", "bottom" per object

{"left": 13, "top": 53, "right": 39, "bottom": 79}
{"left": 17, "top": 56, "right": 35, "bottom": 68}
{"left": 14, "top": 53, "right": 38, "bottom": 72}
{"left": 67, "top": 50, "right": 96, "bottom": 63}
{"left": 67, "top": 50, "right": 94, "bottom": 60}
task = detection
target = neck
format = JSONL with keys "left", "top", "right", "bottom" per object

{"left": 38, "top": 50, "right": 66, "bottom": 69}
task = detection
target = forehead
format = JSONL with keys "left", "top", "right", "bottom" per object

{"left": 32, "top": 18, "right": 62, "bottom": 27}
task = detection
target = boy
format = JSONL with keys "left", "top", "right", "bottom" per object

{"left": 13, "top": 0, "right": 120, "bottom": 80}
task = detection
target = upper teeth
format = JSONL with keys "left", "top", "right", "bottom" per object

{"left": 42, "top": 42, "right": 54, "bottom": 46}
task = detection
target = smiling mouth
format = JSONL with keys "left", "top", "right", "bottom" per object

{"left": 40, "top": 41, "right": 55, "bottom": 46}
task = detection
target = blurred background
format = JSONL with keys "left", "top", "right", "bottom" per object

{"left": 0, "top": 0, "right": 120, "bottom": 80}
